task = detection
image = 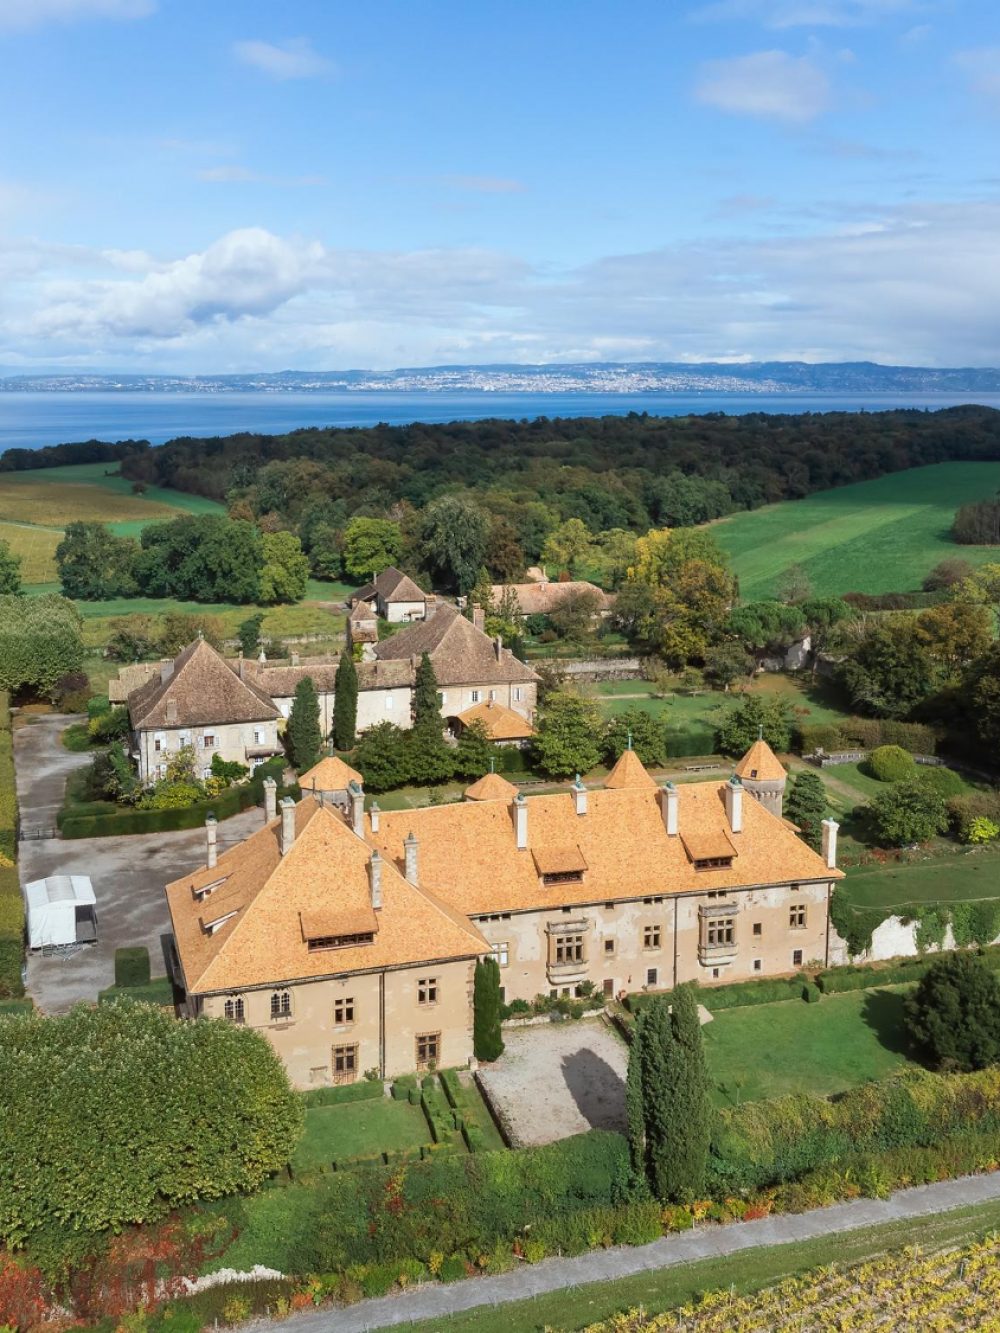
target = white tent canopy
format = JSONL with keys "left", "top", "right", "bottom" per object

{"left": 24, "top": 875, "right": 98, "bottom": 949}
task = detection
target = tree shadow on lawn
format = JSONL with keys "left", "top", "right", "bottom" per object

{"left": 561, "top": 1048, "right": 627, "bottom": 1134}
{"left": 861, "top": 987, "right": 921, "bottom": 1062}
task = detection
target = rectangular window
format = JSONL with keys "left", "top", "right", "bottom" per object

{"left": 491, "top": 942, "right": 509, "bottom": 968}
{"left": 706, "top": 917, "right": 735, "bottom": 948}
{"left": 385, "top": 697, "right": 394, "bottom": 709}
{"left": 542, "top": 869, "right": 584, "bottom": 886}
{"left": 223, "top": 996, "right": 244, "bottom": 1024}
{"left": 154, "top": 737, "right": 163, "bottom": 752}
{"left": 646, "top": 967, "right": 658, "bottom": 987}
{"left": 489, "top": 689, "right": 497, "bottom": 702}
{"left": 604, "top": 938, "right": 615, "bottom": 955}
{"left": 270, "top": 990, "right": 292, "bottom": 1021}
{"left": 418, "top": 976, "right": 438, "bottom": 1005}
{"left": 513, "top": 687, "right": 522, "bottom": 702}
{"left": 753, "top": 923, "right": 762, "bottom": 937}
{"left": 202, "top": 734, "right": 216, "bottom": 749}
{"left": 334, "top": 996, "right": 355, "bottom": 1025}
{"left": 790, "top": 904, "right": 807, "bottom": 930}
{"left": 416, "top": 1032, "right": 440, "bottom": 1069}
{"left": 332, "top": 1044, "right": 358, "bottom": 1085}
{"left": 470, "top": 690, "right": 480, "bottom": 704}
{"left": 792, "top": 949, "right": 803, "bottom": 966}
{"left": 554, "top": 934, "right": 584, "bottom": 964}
{"left": 753, "top": 959, "right": 762, "bottom": 972}
{"left": 643, "top": 925, "right": 661, "bottom": 950}
{"left": 603, "top": 978, "right": 614, "bottom": 998}
{"left": 712, "top": 967, "right": 720, "bottom": 979}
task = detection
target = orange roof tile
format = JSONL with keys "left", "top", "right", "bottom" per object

{"left": 299, "top": 755, "right": 363, "bottom": 791}
{"left": 166, "top": 799, "right": 487, "bottom": 995}
{"left": 604, "top": 749, "right": 657, "bottom": 790}
{"left": 464, "top": 772, "right": 519, "bottom": 802}
{"left": 457, "top": 700, "right": 534, "bottom": 741}
{"left": 532, "top": 845, "right": 588, "bottom": 876}
{"left": 735, "top": 739, "right": 787, "bottom": 783}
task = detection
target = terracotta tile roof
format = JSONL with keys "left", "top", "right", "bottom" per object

{"left": 353, "top": 567, "right": 426, "bottom": 605}
{"left": 604, "top": 749, "right": 658, "bottom": 790}
{"left": 166, "top": 798, "right": 487, "bottom": 995}
{"left": 457, "top": 700, "right": 534, "bottom": 741}
{"left": 532, "top": 845, "right": 588, "bottom": 876}
{"left": 129, "top": 640, "right": 279, "bottom": 730}
{"left": 373, "top": 602, "right": 538, "bottom": 686}
{"left": 109, "top": 660, "right": 170, "bottom": 704}
{"left": 299, "top": 907, "right": 378, "bottom": 939}
{"left": 735, "top": 740, "right": 787, "bottom": 783}
{"left": 491, "top": 580, "right": 612, "bottom": 616}
{"left": 369, "top": 779, "right": 842, "bottom": 918}
{"left": 299, "top": 755, "right": 363, "bottom": 791}
{"left": 240, "top": 658, "right": 340, "bottom": 697}
{"left": 464, "top": 772, "right": 519, "bottom": 802}
{"left": 680, "top": 829, "right": 738, "bottom": 862}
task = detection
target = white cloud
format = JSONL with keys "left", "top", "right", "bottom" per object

{"left": 694, "top": 50, "right": 831, "bottom": 121}
{"left": 690, "top": 0, "right": 926, "bottom": 28}
{"left": 0, "top": 0, "right": 153, "bottom": 30}
{"left": 954, "top": 47, "right": 1000, "bottom": 103}
{"left": 233, "top": 38, "right": 333, "bottom": 80}
{"left": 442, "top": 175, "right": 526, "bottom": 194}
{"left": 197, "top": 164, "right": 326, "bottom": 186}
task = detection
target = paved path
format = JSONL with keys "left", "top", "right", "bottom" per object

{"left": 261, "top": 1170, "right": 1000, "bottom": 1332}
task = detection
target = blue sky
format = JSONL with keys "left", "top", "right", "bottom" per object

{"left": 1, "top": 0, "right": 998, "bottom": 371}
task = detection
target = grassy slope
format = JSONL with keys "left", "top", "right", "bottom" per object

{"left": 713, "top": 462, "right": 1000, "bottom": 600}
{"left": 411, "top": 1198, "right": 1000, "bottom": 1332}
{"left": 704, "top": 987, "right": 912, "bottom": 1107}
{"left": 839, "top": 844, "right": 1000, "bottom": 911}
{"left": 0, "top": 521, "right": 62, "bottom": 583}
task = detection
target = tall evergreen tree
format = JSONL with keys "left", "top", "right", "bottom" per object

{"left": 406, "top": 650, "right": 455, "bottom": 783}
{"left": 333, "top": 648, "right": 358, "bottom": 751}
{"left": 473, "top": 956, "right": 504, "bottom": 1061}
{"left": 412, "top": 651, "right": 441, "bottom": 726}
{"left": 659, "top": 984, "right": 709, "bottom": 1202}
{"left": 287, "top": 676, "right": 322, "bottom": 771}
{"left": 785, "top": 770, "right": 828, "bottom": 851}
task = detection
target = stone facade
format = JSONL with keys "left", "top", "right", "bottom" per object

{"left": 137, "top": 717, "right": 281, "bottom": 783}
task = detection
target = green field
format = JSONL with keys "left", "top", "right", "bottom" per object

{"left": 292, "top": 1099, "right": 430, "bottom": 1171}
{"left": 713, "top": 462, "right": 1000, "bottom": 600}
{"left": 704, "top": 987, "right": 912, "bottom": 1107}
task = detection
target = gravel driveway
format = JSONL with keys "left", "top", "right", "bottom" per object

{"left": 477, "top": 1019, "right": 629, "bottom": 1146}
{"left": 14, "top": 712, "right": 264, "bottom": 1013}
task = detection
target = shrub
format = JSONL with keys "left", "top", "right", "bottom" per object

{"left": 626, "top": 975, "right": 806, "bottom": 1014}
{"left": 797, "top": 723, "right": 847, "bottom": 755}
{"left": 803, "top": 982, "right": 821, "bottom": 1003}
{"left": 915, "top": 765, "right": 966, "bottom": 800}
{"left": 867, "top": 745, "right": 916, "bottom": 783}
{"left": 438, "top": 1254, "right": 468, "bottom": 1282}
{"left": 815, "top": 950, "right": 1000, "bottom": 993}
{"left": 114, "top": 946, "right": 150, "bottom": 989}
{"left": 391, "top": 1076, "right": 417, "bottom": 1101}
{"left": 300, "top": 1081, "right": 383, "bottom": 1108}
{"left": 904, "top": 952, "right": 1000, "bottom": 1071}
{"left": 866, "top": 778, "right": 949, "bottom": 847}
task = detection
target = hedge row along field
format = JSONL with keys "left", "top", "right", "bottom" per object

{"left": 0, "top": 692, "right": 23, "bottom": 1000}
{"left": 583, "top": 1233, "right": 1000, "bottom": 1331}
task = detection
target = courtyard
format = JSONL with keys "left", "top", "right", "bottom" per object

{"left": 477, "top": 1019, "right": 629, "bottom": 1147}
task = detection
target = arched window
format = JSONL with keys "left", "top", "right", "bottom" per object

{"left": 270, "top": 989, "right": 292, "bottom": 1021}
{"left": 224, "top": 995, "right": 245, "bottom": 1024}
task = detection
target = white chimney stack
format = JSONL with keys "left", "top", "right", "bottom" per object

{"left": 725, "top": 775, "right": 743, "bottom": 834}
{"left": 369, "top": 800, "right": 380, "bottom": 834}
{"left": 572, "top": 774, "right": 587, "bottom": 817}
{"left": 279, "top": 797, "right": 296, "bottom": 856}
{"left": 205, "top": 814, "right": 218, "bottom": 869}
{"left": 404, "top": 831, "right": 419, "bottom": 885}
{"left": 262, "top": 776, "right": 278, "bottom": 823}
{"left": 349, "top": 780, "right": 365, "bottom": 837}
{"left": 822, "top": 817, "right": 840, "bottom": 869}
{"left": 512, "top": 793, "right": 528, "bottom": 850}
{"left": 369, "top": 849, "right": 383, "bottom": 909}
{"left": 660, "top": 782, "right": 679, "bottom": 836}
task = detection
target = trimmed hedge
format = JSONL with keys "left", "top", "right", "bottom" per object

{"left": 97, "top": 977, "right": 175, "bottom": 1007}
{"left": 114, "top": 946, "right": 150, "bottom": 989}
{"left": 626, "top": 974, "right": 808, "bottom": 1015}
{"left": 706, "top": 1065, "right": 1000, "bottom": 1196}
{"left": 816, "top": 946, "right": 1000, "bottom": 994}
{"left": 391, "top": 1075, "right": 417, "bottom": 1101}
{"left": 300, "top": 1080, "right": 383, "bottom": 1108}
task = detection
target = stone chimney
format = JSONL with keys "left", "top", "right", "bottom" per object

{"left": 160, "top": 660, "right": 174, "bottom": 683}
{"left": 263, "top": 776, "right": 278, "bottom": 823}
{"left": 572, "top": 774, "right": 587, "bottom": 816}
{"left": 279, "top": 797, "right": 296, "bottom": 856}
{"left": 369, "top": 800, "right": 380, "bottom": 834}
{"left": 494, "top": 634, "right": 503, "bottom": 661}
{"left": 368, "top": 849, "right": 383, "bottom": 910}
{"left": 165, "top": 698, "right": 178, "bottom": 724}
{"left": 205, "top": 814, "right": 218, "bottom": 869}
{"left": 512, "top": 792, "right": 528, "bottom": 850}
{"left": 404, "top": 831, "right": 419, "bottom": 886}
{"left": 349, "top": 780, "right": 365, "bottom": 837}
{"left": 724, "top": 775, "right": 743, "bottom": 834}
{"left": 238, "top": 654, "right": 245, "bottom": 681}
{"left": 660, "top": 782, "right": 679, "bottom": 836}
{"left": 822, "top": 818, "right": 840, "bottom": 869}
{"left": 472, "top": 606, "right": 486, "bottom": 632}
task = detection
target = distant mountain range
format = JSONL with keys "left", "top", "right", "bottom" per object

{"left": 3, "top": 361, "right": 1000, "bottom": 394}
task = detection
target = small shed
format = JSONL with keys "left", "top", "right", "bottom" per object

{"left": 24, "top": 875, "right": 98, "bottom": 950}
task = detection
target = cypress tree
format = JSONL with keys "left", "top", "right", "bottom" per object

{"left": 412, "top": 651, "right": 440, "bottom": 727}
{"left": 287, "top": 676, "right": 322, "bottom": 772}
{"left": 333, "top": 648, "right": 358, "bottom": 751}
{"left": 406, "top": 650, "right": 454, "bottom": 784}
{"left": 640, "top": 998, "right": 677, "bottom": 1202}
{"left": 660, "top": 983, "right": 709, "bottom": 1201}
{"left": 473, "top": 956, "right": 505, "bottom": 1061}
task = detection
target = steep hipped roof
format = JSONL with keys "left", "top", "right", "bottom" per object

{"left": 109, "top": 660, "right": 170, "bottom": 704}
{"left": 299, "top": 755, "right": 363, "bottom": 792}
{"left": 166, "top": 798, "right": 487, "bottom": 995}
{"left": 369, "top": 779, "right": 841, "bottom": 917}
{"left": 373, "top": 602, "right": 538, "bottom": 686}
{"left": 129, "top": 640, "right": 279, "bottom": 730}
{"left": 604, "top": 749, "right": 658, "bottom": 790}
{"left": 353, "top": 567, "right": 426, "bottom": 606}
{"left": 464, "top": 771, "right": 519, "bottom": 802}
{"left": 735, "top": 739, "right": 787, "bottom": 783}
{"left": 457, "top": 700, "right": 534, "bottom": 741}
{"left": 492, "top": 580, "right": 612, "bottom": 616}
{"left": 349, "top": 599, "right": 376, "bottom": 621}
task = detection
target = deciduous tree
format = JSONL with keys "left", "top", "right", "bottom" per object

{"left": 342, "top": 517, "right": 402, "bottom": 582}
{"left": 716, "top": 694, "right": 794, "bottom": 755}
{"left": 259, "top": 531, "right": 310, "bottom": 604}
{"left": 532, "top": 691, "right": 602, "bottom": 778}
{"left": 867, "top": 778, "right": 948, "bottom": 847}
{"left": 354, "top": 721, "right": 408, "bottom": 792}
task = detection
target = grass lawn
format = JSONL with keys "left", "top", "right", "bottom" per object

{"left": 838, "top": 843, "right": 1000, "bottom": 912}
{"left": 292, "top": 1098, "right": 430, "bottom": 1171}
{"left": 703, "top": 987, "right": 913, "bottom": 1107}
{"left": 712, "top": 461, "right": 1000, "bottom": 601}
{"left": 411, "top": 1197, "right": 1000, "bottom": 1332}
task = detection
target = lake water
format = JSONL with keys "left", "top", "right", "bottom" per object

{"left": 2, "top": 389, "right": 1000, "bottom": 451}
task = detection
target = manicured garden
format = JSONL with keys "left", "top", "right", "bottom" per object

{"left": 293, "top": 1098, "right": 431, "bottom": 1171}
